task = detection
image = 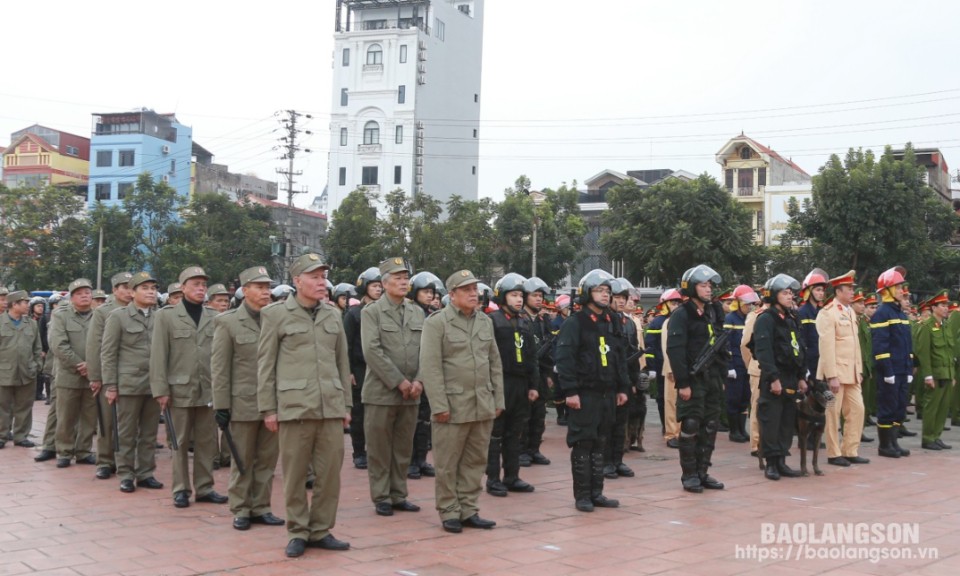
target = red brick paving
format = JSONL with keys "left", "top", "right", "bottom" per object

{"left": 1, "top": 401, "right": 958, "bottom": 575}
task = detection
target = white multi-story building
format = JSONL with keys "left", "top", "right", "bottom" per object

{"left": 328, "top": 0, "right": 483, "bottom": 217}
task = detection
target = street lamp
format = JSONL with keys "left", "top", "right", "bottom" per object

{"left": 530, "top": 191, "right": 545, "bottom": 277}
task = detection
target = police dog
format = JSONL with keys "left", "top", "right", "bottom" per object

{"left": 756, "top": 381, "right": 835, "bottom": 477}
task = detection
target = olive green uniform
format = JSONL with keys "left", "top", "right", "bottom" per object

{"left": 150, "top": 301, "right": 218, "bottom": 499}
{"left": 914, "top": 316, "right": 956, "bottom": 445}
{"left": 50, "top": 304, "right": 95, "bottom": 461}
{"left": 257, "top": 297, "right": 351, "bottom": 543}
{"left": 86, "top": 297, "right": 120, "bottom": 472}
{"left": 420, "top": 303, "right": 504, "bottom": 523}
{"left": 0, "top": 310, "right": 42, "bottom": 443}
{"left": 360, "top": 294, "right": 424, "bottom": 507}
{"left": 102, "top": 303, "right": 159, "bottom": 482}
{"left": 212, "top": 303, "right": 279, "bottom": 518}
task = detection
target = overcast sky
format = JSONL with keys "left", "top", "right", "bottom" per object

{"left": 3, "top": 0, "right": 959, "bottom": 209}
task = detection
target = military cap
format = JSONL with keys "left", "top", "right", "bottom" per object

{"left": 864, "top": 293, "right": 878, "bottom": 306}
{"left": 92, "top": 289, "right": 108, "bottom": 300}
{"left": 829, "top": 270, "right": 856, "bottom": 289}
{"left": 179, "top": 266, "right": 209, "bottom": 284}
{"left": 446, "top": 269, "right": 480, "bottom": 292}
{"left": 167, "top": 282, "right": 183, "bottom": 295}
{"left": 928, "top": 289, "right": 950, "bottom": 307}
{"left": 129, "top": 271, "right": 157, "bottom": 290}
{"left": 0, "top": 286, "right": 8, "bottom": 295}
{"left": 111, "top": 272, "right": 134, "bottom": 288}
{"left": 379, "top": 256, "right": 410, "bottom": 277}
{"left": 917, "top": 298, "right": 931, "bottom": 312}
{"left": 207, "top": 283, "right": 229, "bottom": 297}
{"left": 239, "top": 266, "right": 272, "bottom": 286}
{"left": 68, "top": 278, "right": 94, "bottom": 294}
{"left": 949, "top": 302, "right": 959, "bottom": 313}
{"left": 289, "top": 253, "right": 329, "bottom": 277}
{"left": 7, "top": 290, "right": 29, "bottom": 303}
{"left": 852, "top": 288, "right": 865, "bottom": 303}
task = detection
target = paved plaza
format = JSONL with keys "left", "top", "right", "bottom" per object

{"left": 1, "top": 401, "right": 957, "bottom": 575}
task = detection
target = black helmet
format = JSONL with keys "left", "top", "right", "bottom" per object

{"left": 356, "top": 267, "right": 382, "bottom": 298}
{"left": 611, "top": 277, "right": 635, "bottom": 297}
{"left": 494, "top": 273, "right": 527, "bottom": 305}
{"left": 577, "top": 269, "right": 615, "bottom": 305}
{"left": 680, "top": 264, "right": 722, "bottom": 299}
{"left": 477, "top": 283, "right": 493, "bottom": 301}
{"left": 408, "top": 271, "right": 442, "bottom": 300}
{"left": 762, "top": 274, "right": 801, "bottom": 304}
{"left": 333, "top": 282, "right": 356, "bottom": 301}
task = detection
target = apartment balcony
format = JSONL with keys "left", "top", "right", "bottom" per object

{"left": 358, "top": 144, "right": 382, "bottom": 154}
{"left": 728, "top": 185, "right": 765, "bottom": 199}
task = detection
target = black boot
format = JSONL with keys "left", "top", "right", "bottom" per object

{"left": 679, "top": 432, "right": 702, "bottom": 493}
{"left": 556, "top": 403, "right": 568, "bottom": 426}
{"left": 764, "top": 455, "right": 780, "bottom": 480}
{"left": 571, "top": 443, "right": 593, "bottom": 512}
{"left": 877, "top": 427, "right": 900, "bottom": 458}
{"left": 776, "top": 456, "right": 802, "bottom": 478}
{"left": 486, "top": 434, "right": 504, "bottom": 488}
{"left": 898, "top": 424, "right": 917, "bottom": 438}
{"left": 698, "top": 423, "right": 724, "bottom": 489}
{"left": 589, "top": 450, "right": 619, "bottom": 508}
{"left": 892, "top": 424, "right": 911, "bottom": 456}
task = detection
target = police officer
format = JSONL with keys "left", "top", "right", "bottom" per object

{"left": 212, "top": 266, "right": 285, "bottom": 529}
{"left": 915, "top": 290, "right": 954, "bottom": 451}
{"left": 361, "top": 257, "right": 424, "bottom": 516}
{"left": 0, "top": 291, "right": 42, "bottom": 449}
{"left": 420, "top": 270, "right": 504, "bottom": 533}
{"left": 332, "top": 283, "right": 356, "bottom": 314}
{"left": 741, "top": 296, "right": 768, "bottom": 456}
{"left": 666, "top": 265, "right": 726, "bottom": 493}
{"left": 871, "top": 266, "right": 914, "bottom": 458}
{"left": 645, "top": 289, "right": 682, "bottom": 447}
{"left": 86, "top": 272, "right": 134, "bottom": 479}
{"left": 258, "top": 254, "right": 352, "bottom": 557}
{"left": 860, "top": 292, "right": 880, "bottom": 428}
{"left": 51, "top": 279, "right": 96, "bottom": 467}
{"left": 798, "top": 268, "right": 829, "bottom": 380}
{"left": 555, "top": 269, "right": 628, "bottom": 511}
{"left": 725, "top": 285, "right": 759, "bottom": 443}
{"left": 101, "top": 272, "right": 164, "bottom": 493}
{"left": 165, "top": 283, "right": 183, "bottom": 308}
{"left": 753, "top": 274, "right": 807, "bottom": 480}
{"left": 485, "top": 273, "right": 538, "bottom": 497}
{"left": 519, "top": 276, "right": 553, "bottom": 467}
{"left": 343, "top": 266, "right": 383, "bottom": 469}
{"left": 206, "top": 284, "right": 231, "bottom": 314}
{"left": 406, "top": 271, "right": 442, "bottom": 479}
{"left": 604, "top": 277, "right": 638, "bottom": 478}
{"left": 150, "top": 266, "right": 227, "bottom": 508}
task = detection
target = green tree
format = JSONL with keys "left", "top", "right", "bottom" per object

{"left": 87, "top": 202, "right": 138, "bottom": 287}
{"left": 440, "top": 195, "right": 499, "bottom": 282}
{"left": 601, "top": 174, "right": 761, "bottom": 286}
{"left": 124, "top": 173, "right": 183, "bottom": 281}
{"left": 323, "top": 188, "right": 384, "bottom": 284}
{"left": 776, "top": 145, "right": 960, "bottom": 292}
{"left": 0, "top": 184, "right": 89, "bottom": 289}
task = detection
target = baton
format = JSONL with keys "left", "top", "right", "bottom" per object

{"left": 111, "top": 402, "right": 120, "bottom": 454}
{"left": 222, "top": 426, "right": 245, "bottom": 475}
{"left": 163, "top": 405, "right": 179, "bottom": 451}
{"left": 95, "top": 393, "right": 107, "bottom": 438}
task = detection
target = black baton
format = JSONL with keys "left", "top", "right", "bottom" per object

{"left": 163, "top": 405, "right": 179, "bottom": 451}
{"left": 222, "top": 426, "right": 245, "bottom": 475}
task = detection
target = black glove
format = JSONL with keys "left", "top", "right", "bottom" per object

{"left": 215, "top": 409, "right": 231, "bottom": 431}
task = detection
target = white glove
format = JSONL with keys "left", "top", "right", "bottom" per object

{"left": 727, "top": 369, "right": 737, "bottom": 379}
{"left": 925, "top": 376, "right": 934, "bottom": 384}
{"left": 648, "top": 371, "right": 657, "bottom": 379}
{"left": 883, "top": 376, "right": 895, "bottom": 385}
{"left": 907, "top": 375, "right": 913, "bottom": 384}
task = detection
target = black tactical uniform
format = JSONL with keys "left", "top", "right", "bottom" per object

{"left": 342, "top": 267, "right": 383, "bottom": 470}
{"left": 520, "top": 276, "right": 553, "bottom": 467}
{"left": 406, "top": 271, "right": 442, "bottom": 479}
{"left": 604, "top": 278, "right": 639, "bottom": 478}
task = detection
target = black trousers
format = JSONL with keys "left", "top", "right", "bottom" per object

{"left": 486, "top": 375, "right": 531, "bottom": 482}
{"left": 757, "top": 375, "right": 799, "bottom": 458}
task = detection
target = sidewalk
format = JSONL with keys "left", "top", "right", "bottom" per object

{"left": 1, "top": 400, "right": 957, "bottom": 575}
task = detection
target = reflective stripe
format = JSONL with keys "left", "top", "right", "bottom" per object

{"left": 514, "top": 331, "right": 523, "bottom": 364}
{"left": 789, "top": 331, "right": 800, "bottom": 357}
{"left": 599, "top": 336, "right": 609, "bottom": 367}
{"left": 801, "top": 319, "right": 817, "bottom": 325}
{"left": 646, "top": 329, "right": 662, "bottom": 334}
{"left": 870, "top": 321, "right": 890, "bottom": 328}
{"left": 875, "top": 352, "right": 891, "bottom": 360}
{"left": 723, "top": 324, "right": 744, "bottom": 330}
{"left": 644, "top": 353, "right": 655, "bottom": 359}
{"left": 708, "top": 324, "right": 715, "bottom": 346}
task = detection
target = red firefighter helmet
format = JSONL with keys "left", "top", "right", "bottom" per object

{"left": 732, "top": 284, "right": 759, "bottom": 304}
{"left": 659, "top": 288, "right": 682, "bottom": 304}
{"left": 876, "top": 266, "right": 907, "bottom": 291}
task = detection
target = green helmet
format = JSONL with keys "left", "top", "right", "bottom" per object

{"left": 680, "top": 264, "right": 721, "bottom": 299}
{"left": 577, "top": 269, "right": 615, "bottom": 305}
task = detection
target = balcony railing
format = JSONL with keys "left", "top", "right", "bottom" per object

{"left": 358, "top": 144, "right": 382, "bottom": 154}
{"left": 356, "top": 18, "right": 428, "bottom": 33}
{"left": 738, "top": 187, "right": 756, "bottom": 197}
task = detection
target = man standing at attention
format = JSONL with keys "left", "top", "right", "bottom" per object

{"left": 420, "top": 270, "right": 504, "bottom": 533}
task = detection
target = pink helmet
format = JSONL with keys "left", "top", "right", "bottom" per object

{"left": 876, "top": 266, "right": 906, "bottom": 291}
{"left": 659, "top": 288, "right": 682, "bottom": 304}
{"left": 732, "top": 284, "right": 759, "bottom": 304}
{"left": 555, "top": 294, "right": 571, "bottom": 310}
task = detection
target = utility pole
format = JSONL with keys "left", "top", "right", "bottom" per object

{"left": 275, "top": 110, "right": 313, "bottom": 206}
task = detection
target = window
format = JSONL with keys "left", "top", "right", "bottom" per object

{"left": 758, "top": 167, "right": 767, "bottom": 187}
{"left": 95, "top": 182, "right": 111, "bottom": 201}
{"left": 340, "top": 127, "right": 348, "bottom": 146}
{"left": 472, "top": 129, "right": 477, "bottom": 138}
{"left": 96, "top": 150, "right": 112, "bottom": 167}
{"left": 399, "top": 45, "right": 407, "bottom": 63}
{"left": 65, "top": 145, "right": 79, "bottom": 156}
{"left": 394, "top": 166, "right": 402, "bottom": 184}
{"left": 117, "top": 182, "right": 133, "bottom": 199}
{"left": 119, "top": 150, "right": 135, "bottom": 167}
{"left": 342, "top": 48, "right": 350, "bottom": 66}
{"left": 169, "top": 159, "right": 176, "bottom": 175}
{"left": 366, "top": 44, "right": 383, "bottom": 65}
{"left": 341, "top": 88, "right": 348, "bottom": 106}
{"left": 435, "top": 19, "right": 445, "bottom": 40}
{"left": 363, "top": 121, "right": 380, "bottom": 145}
{"left": 362, "top": 166, "right": 378, "bottom": 185}
{"left": 458, "top": 4, "right": 471, "bottom": 15}
{"left": 739, "top": 147, "right": 751, "bottom": 160}
{"left": 474, "top": 94, "right": 478, "bottom": 103}
{"left": 725, "top": 169, "right": 734, "bottom": 189}
{"left": 395, "top": 125, "right": 403, "bottom": 144}
{"left": 472, "top": 166, "right": 476, "bottom": 175}
{"left": 398, "top": 85, "right": 405, "bottom": 104}
{"left": 338, "top": 167, "right": 346, "bottom": 186}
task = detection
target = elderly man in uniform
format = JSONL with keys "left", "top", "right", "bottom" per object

{"left": 207, "top": 284, "right": 231, "bottom": 314}
{"left": 0, "top": 291, "right": 42, "bottom": 449}
{"left": 212, "top": 266, "right": 285, "bottom": 530}
{"left": 258, "top": 253, "right": 352, "bottom": 557}
{"left": 420, "top": 270, "right": 504, "bottom": 533}
{"left": 101, "top": 272, "right": 165, "bottom": 493}
{"left": 361, "top": 257, "right": 424, "bottom": 517}
{"left": 51, "top": 279, "right": 96, "bottom": 467}
{"left": 816, "top": 271, "right": 870, "bottom": 467}
{"left": 151, "top": 266, "right": 227, "bottom": 508}
{"left": 0, "top": 286, "right": 8, "bottom": 314}
{"left": 86, "top": 272, "right": 134, "bottom": 479}
{"left": 165, "top": 283, "right": 183, "bottom": 308}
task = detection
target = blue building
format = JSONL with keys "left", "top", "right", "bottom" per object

{"left": 87, "top": 109, "right": 193, "bottom": 207}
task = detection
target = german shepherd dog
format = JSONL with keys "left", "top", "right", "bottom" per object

{"left": 756, "top": 380, "right": 835, "bottom": 476}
